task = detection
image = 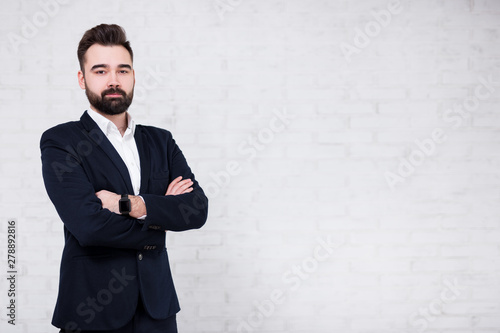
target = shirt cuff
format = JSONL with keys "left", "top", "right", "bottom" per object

{"left": 137, "top": 195, "right": 147, "bottom": 220}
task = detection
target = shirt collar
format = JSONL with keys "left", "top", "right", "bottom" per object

{"left": 87, "top": 107, "right": 136, "bottom": 137}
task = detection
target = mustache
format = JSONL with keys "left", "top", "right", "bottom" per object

{"left": 102, "top": 88, "right": 126, "bottom": 97}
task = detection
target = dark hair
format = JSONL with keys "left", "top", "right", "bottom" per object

{"left": 77, "top": 24, "right": 133, "bottom": 72}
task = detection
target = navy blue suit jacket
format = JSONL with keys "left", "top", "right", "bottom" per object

{"left": 40, "top": 111, "right": 208, "bottom": 331}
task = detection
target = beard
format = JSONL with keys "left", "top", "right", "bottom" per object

{"left": 85, "top": 83, "right": 134, "bottom": 116}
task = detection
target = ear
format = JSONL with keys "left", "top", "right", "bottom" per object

{"left": 78, "top": 70, "right": 85, "bottom": 90}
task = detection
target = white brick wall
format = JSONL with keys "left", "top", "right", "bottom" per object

{"left": 1, "top": 0, "right": 500, "bottom": 332}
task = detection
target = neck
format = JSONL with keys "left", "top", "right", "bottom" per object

{"left": 90, "top": 106, "right": 128, "bottom": 136}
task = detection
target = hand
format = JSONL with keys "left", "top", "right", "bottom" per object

{"left": 95, "top": 190, "right": 120, "bottom": 214}
{"left": 165, "top": 176, "right": 193, "bottom": 196}
{"left": 95, "top": 190, "right": 146, "bottom": 218}
{"left": 163, "top": 176, "right": 192, "bottom": 233}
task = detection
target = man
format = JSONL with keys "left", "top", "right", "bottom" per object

{"left": 40, "top": 24, "right": 208, "bottom": 332}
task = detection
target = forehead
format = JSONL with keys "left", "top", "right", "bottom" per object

{"left": 83, "top": 44, "right": 132, "bottom": 69}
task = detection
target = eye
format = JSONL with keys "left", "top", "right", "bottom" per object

{"left": 119, "top": 70, "right": 129, "bottom": 74}
{"left": 95, "top": 70, "right": 106, "bottom": 75}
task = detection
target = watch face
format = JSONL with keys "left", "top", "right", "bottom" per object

{"left": 119, "top": 198, "right": 131, "bottom": 213}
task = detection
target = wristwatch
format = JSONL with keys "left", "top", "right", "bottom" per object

{"left": 119, "top": 194, "right": 131, "bottom": 215}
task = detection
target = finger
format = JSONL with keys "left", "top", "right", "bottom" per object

{"left": 166, "top": 176, "right": 183, "bottom": 195}
{"left": 175, "top": 182, "right": 193, "bottom": 195}
{"left": 168, "top": 176, "right": 183, "bottom": 190}
{"left": 177, "top": 179, "right": 193, "bottom": 190}
{"left": 171, "top": 179, "right": 192, "bottom": 194}
{"left": 179, "top": 181, "right": 194, "bottom": 192}
{"left": 182, "top": 187, "right": 194, "bottom": 194}
{"left": 175, "top": 184, "right": 193, "bottom": 195}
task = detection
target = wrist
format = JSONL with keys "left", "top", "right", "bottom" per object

{"left": 129, "top": 195, "right": 147, "bottom": 219}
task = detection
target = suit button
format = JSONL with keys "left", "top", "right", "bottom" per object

{"left": 138, "top": 253, "right": 143, "bottom": 260}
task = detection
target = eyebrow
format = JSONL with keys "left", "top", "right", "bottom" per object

{"left": 90, "top": 64, "right": 132, "bottom": 71}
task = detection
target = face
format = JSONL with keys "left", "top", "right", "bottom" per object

{"left": 78, "top": 44, "right": 135, "bottom": 116}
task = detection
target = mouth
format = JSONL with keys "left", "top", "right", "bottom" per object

{"left": 105, "top": 93, "right": 123, "bottom": 98}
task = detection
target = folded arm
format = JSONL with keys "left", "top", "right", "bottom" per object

{"left": 138, "top": 136, "right": 209, "bottom": 232}
{"left": 96, "top": 176, "right": 194, "bottom": 225}
{"left": 41, "top": 132, "right": 165, "bottom": 250}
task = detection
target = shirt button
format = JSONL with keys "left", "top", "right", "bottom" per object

{"left": 138, "top": 253, "right": 143, "bottom": 261}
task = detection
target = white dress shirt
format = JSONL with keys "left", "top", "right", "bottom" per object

{"left": 88, "top": 108, "right": 146, "bottom": 219}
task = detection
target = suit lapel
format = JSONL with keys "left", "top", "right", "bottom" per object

{"left": 80, "top": 111, "right": 134, "bottom": 194}
{"left": 134, "top": 125, "right": 151, "bottom": 194}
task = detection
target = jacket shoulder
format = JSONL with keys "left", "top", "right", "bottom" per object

{"left": 42, "top": 120, "right": 81, "bottom": 137}
{"left": 136, "top": 124, "right": 173, "bottom": 140}
{"left": 40, "top": 120, "right": 83, "bottom": 146}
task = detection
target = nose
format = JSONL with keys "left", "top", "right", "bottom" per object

{"left": 107, "top": 72, "right": 120, "bottom": 88}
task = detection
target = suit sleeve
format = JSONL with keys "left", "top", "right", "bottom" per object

{"left": 41, "top": 129, "right": 165, "bottom": 250}
{"left": 140, "top": 135, "right": 208, "bottom": 232}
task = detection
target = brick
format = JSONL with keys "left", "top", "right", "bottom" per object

{"left": 412, "top": 258, "right": 470, "bottom": 272}
{"left": 2, "top": 1, "right": 500, "bottom": 331}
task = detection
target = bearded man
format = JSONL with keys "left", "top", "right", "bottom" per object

{"left": 40, "top": 24, "right": 208, "bottom": 333}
